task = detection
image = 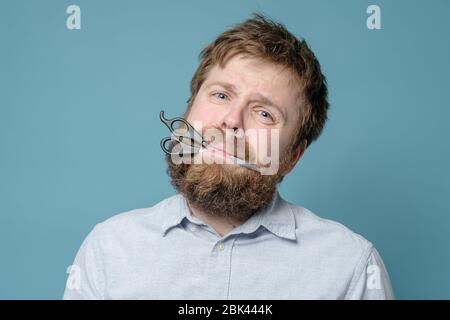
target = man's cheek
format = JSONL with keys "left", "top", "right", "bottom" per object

{"left": 188, "top": 110, "right": 221, "bottom": 130}
{"left": 242, "top": 132, "right": 258, "bottom": 164}
{"left": 246, "top": 129, "right": 276, "bottom": 158}
{"left": 245, "top": 128, "right": 280, "bottom": 175}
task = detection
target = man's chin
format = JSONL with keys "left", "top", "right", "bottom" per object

{"left": 167, "top": 161, "right": 280, "bottom": 221}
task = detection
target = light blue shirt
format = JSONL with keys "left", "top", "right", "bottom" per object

{"left": 63, "top": 192, "right": 394, "bottom": 299}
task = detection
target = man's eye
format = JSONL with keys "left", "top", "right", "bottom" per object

{"left": 213, "top": 92, "right": 229, "bottom": 100}
{"left": 258, "top": 110, "right": 274, "bottom": 121}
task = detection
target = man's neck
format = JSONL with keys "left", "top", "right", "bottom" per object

{"left": 186, "top": 201, "right": 248, "bottom": 237}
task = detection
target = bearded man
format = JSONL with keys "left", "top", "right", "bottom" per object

{"left": 64, "top": 14, "right": 394, "bottom": 300}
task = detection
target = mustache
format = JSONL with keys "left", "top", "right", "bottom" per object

{"left": 202, "top": 127, "right": 254, "bottom": 163}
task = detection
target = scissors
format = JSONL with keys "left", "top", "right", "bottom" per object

{"left": 159, "top": 110, "right": 207, "bottom": 156}
{"left": 159, "top": 110, "right": 261, "bottom": 172}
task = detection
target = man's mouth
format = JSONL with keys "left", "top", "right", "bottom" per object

{"left": 197, "top": 143, "right": 263, "bottom": 173}
{"left": 200, "top": 143, "right": 244, "bottom": 164}
{"left": 211, "top": 144, "right": 238, "bottom": 158}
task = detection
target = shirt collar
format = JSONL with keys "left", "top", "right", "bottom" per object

{"left": 161, "top": 191, "right": 297, "bottom": 241}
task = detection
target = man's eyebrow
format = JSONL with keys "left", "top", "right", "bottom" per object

{"left": 205, "top": 81, "right": 237, "bottom": 93}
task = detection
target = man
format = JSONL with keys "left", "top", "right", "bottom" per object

{"left": 64, "top": 14, "right": 394, "bottom": 299}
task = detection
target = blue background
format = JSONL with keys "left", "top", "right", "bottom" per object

{"left": 1, "top": 0, "right": 449, "bottom": 299}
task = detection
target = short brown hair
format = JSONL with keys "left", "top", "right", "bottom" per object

{"left": 187, "top": 13, "right": 329, "bottom": 152}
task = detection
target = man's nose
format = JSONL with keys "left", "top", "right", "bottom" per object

{"left": 220, "top": 103, "right": 245, "bottom": 132}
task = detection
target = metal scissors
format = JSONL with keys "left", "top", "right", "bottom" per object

{"left": 159, "top": 110, "right": 208, "bottom": 156}
{"left": 159, "top": 110, "right": 261, "bottom": 172}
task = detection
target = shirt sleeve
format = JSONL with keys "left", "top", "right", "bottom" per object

{"left": 63, "top": 225, "right": 105, "bottom": 300}
{"left": 345, "top": 246, "right": 395, "bottom": 300}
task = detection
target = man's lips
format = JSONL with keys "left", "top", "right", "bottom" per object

{"left": 198, "top": 143, "right": 262, "bottom": 172}
{"left": 200, "top": 144, "right": 243, "bottom": 163}
{"left": 209, "top": 144, "right": 237, "bottom": 159}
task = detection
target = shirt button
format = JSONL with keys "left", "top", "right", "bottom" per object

{"left": 191, "top": 225, "right": 198, "bottom": 232}
{"left": 217, "top": 242, "right": 225, "bottom": 252}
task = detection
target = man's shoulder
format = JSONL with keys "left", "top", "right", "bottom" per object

{"left": 283, "top": 198, "right": 374, "bottom": 256}
{"left": 91, "top": 194, "right": 182, "bottom": 239}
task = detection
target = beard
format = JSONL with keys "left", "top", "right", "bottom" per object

{"left": 166, "top": 139, "right": 293, "bottom": 221}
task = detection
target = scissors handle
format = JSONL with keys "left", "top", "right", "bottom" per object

{"left": 160, "top": 110, "right": 204, "bottom": 155}
{"left": 160, "top": 136, "right": 202, "bottom": 155}
{"left": 159, "top": 110, "right": 207, "bottom": 150}
{"left": 160, "top": 137, "right": 175, "bottom": 155}
{"left": 159, "top": 110, "right": 191, "bottom": 133}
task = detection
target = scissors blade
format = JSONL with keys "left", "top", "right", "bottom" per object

{"left": 229, "top": 155, "right": 261, "bottom": 172}
{"left": 201, "top": 145, "right": 261, "bottom": 172}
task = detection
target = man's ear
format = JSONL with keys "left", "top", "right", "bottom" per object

{"left": 282, "top": 139, "right": 307, "bottom": 176}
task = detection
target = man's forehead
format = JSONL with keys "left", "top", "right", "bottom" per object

{"left": 207, "top": 56, "right": 298, "bottom": 89}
